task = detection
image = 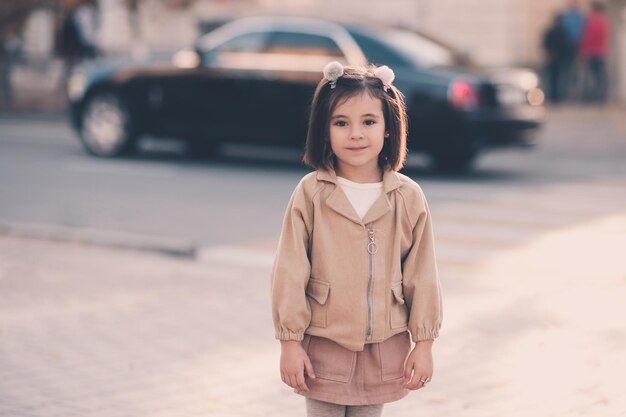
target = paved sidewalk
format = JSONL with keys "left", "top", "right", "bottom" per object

{"left": 1, "top": 208, "right": 625, "bottom": 417}
{"left": 2, "top": 62, "right": 66, "bottom": 113}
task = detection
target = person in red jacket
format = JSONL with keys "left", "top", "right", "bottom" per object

{"left": 579, "top": 1, "right": 610, "bottom": 102}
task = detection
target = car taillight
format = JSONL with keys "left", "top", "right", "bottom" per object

{"left": 448, "top": 79, "right": 479, "bottom": 109}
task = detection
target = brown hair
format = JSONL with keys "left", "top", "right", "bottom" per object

{"left": 302, "top": 63, "right": 408, "bottom": 172}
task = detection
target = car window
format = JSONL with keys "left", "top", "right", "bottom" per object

{"left": 202, "top": 31, "right": 270, "bottom": 68}
{"left": 379, "top": 29, "right": 456, "bottom": 68}
{"left": 266, "top": 32, "right": 345, "bottom": 58}
{"left": 348, "top": 30, "right": 412, "bottom": 68}
{"left": 213, "top": 31, "right": 270, "bottom": 53}
{"left": 202, "top": 30, "right": 347, "bottom": 72}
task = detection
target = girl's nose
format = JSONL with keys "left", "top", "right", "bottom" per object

{"left": 350, "top": 126, "right": 364, "bottom": 140}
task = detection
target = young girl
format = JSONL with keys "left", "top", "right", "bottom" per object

{"left": 270, "top": 61, "right": 443, "bottom": 417}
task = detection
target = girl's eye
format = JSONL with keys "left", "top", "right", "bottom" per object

{"left": 333, "top": 120, "right": 376, "bottom": 127}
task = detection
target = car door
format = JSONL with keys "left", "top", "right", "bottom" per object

{"left": 129, "top": 67, "right": 221, "bottom": 140}
{"left": 138, "top": 31, "right": 271, "bottom": 142}
{"left": 191, "top": 30, "right": 272, "bottom": 142}
{"left": 246, "top": 30, "right": 350, "bottom": 148}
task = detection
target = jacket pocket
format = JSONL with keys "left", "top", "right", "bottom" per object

{"left": 306, "top": 335, "right": 356, "bottom": 383}
{"left": 306, "top": 278, "right": 330, "bottom": 328}
{"left": 390, "top": 282, "right": 409, "bottom": 329}
{"left": 379, "top": 331, "right": 411, "bottom": 381}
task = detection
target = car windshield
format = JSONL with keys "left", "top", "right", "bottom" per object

{"left": 377, "top": 29, "right": 459, "bottom": 68}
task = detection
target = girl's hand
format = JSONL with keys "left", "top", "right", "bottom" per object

{"left": 280, "top": 340, "right": 316, "bottom": 392}
{"left": 403, "top": 340, "right": 434, "bottom": 390}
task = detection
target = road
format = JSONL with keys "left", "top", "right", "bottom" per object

{"left": 1, "top": 106, "right": 626, "bottom": 250}
{"left": 1, "top": 105, "right": 626, "bottom": 417}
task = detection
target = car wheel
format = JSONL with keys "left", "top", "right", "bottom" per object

{"left": 79, "top": 92, "right": 136, "bottom": 157}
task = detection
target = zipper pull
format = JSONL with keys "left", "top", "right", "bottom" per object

{"left": 367, "top": 228, "right": 378, "bottom": 255}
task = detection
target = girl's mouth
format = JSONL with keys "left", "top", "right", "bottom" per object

{"left": 347, "top": 146, "right": 367, "bottom": 151}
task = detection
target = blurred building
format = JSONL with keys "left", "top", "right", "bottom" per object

{"left": 94, "top": 0, "right": 572, "bottom": 66}
{"left": 15, "top": 0, "right": 626, "bottom": 102}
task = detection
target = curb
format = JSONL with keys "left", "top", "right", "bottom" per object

{"left": 0, "top": 221, "right": 196, "bottom": 258}
{"left": 196, "top": 245, "right": 275, "bottom": 269}
{"left": 0, "top": 220, "right": 278, "bottom": 268}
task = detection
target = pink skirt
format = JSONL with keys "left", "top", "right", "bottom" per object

{"left": 294, "top": 331, "right": 411, "bottom": 406}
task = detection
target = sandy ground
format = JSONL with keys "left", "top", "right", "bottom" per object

{"left": 387, "top": 213, "right": 626, "bottom": 417}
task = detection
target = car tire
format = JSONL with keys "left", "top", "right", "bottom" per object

{"left": 79, "top": 91, "right": 137, "bottom": 157}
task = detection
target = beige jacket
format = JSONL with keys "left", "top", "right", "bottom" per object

{"left": 270, "top": 166, "right": 443, "bottom": 352}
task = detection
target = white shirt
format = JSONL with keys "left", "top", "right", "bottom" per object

{"left": 336, "top": 176, "right": 383, "bottom": 220}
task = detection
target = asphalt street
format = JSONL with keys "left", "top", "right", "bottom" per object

{"left": 1, "top": 105, "right": 626, "bottom": 252}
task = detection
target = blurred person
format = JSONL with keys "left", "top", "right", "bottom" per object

{"left": 561, "top": 0, "right": 585, "bottom": 99}
{"left": 580, "top": 1, "right": 610, "bottom": 103}
{"left": 73, "top": 0, "right": 99, "bottom": 59}
{"left": 54, "top": 0, "right": 99, "bottom": 91}
{"left": 0, "top": 12, "right": 28, "bottom": 109}
{"left": 0, "top": 24, "right": 21, "bottom": 108}
{"left": 271, "top": 61, "right": 442, "bottom": 417}
{"left": 542, "top": 13, "right": 573, "bottom": 103}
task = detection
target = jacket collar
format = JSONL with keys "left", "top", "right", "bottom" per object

{"left": 316, "top": 166, "right": 402, "bottom": 226}
{"left": 316, "top": 166, "right": 402, "bottom": 192}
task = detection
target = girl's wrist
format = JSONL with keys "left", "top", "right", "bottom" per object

{"left": 414, "top": 339, "right": 434, "bottom": 349}
{"left": 280, "top": 340, "right": 302, "bottom": 348}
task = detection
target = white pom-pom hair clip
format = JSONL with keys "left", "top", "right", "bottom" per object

{"left": 323, "top": 61, "right": 395, "bottom": 91}
{"left": 323, "top": 61, "right": 344, "bottom": 89}
{"left": 374, "top": 65, "right": 395, "bottom": 91}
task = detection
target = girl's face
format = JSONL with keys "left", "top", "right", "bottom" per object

{"left": 329, "top": 91, "right": 386, "bottom": 176}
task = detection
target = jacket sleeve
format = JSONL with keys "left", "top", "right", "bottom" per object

{"left": 270, "top": 180, "right": 313, "bottom": 342}
{"left": 402, "top": 187, "right": 443, "bottom": 342}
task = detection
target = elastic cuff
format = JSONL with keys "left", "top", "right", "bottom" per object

{"left": 411, "top": 326, "right": 440, "bottom": 342}
{"left": 275, "top": 330, "right": 304, "bottom": 342}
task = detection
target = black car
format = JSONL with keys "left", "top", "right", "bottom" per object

{"left": 67, "top": 16, "right": 545, "bottom": 170}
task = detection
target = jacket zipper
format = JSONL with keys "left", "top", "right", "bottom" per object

{"left": 366, "top": 227, "right": 377, "bottom": 340}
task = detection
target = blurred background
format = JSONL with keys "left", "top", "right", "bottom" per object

{"left": 1, "top": 1, "right": 625, "bottom": 417}
{"left": 1, "top": 0, "right": 626, "bottom": 110}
